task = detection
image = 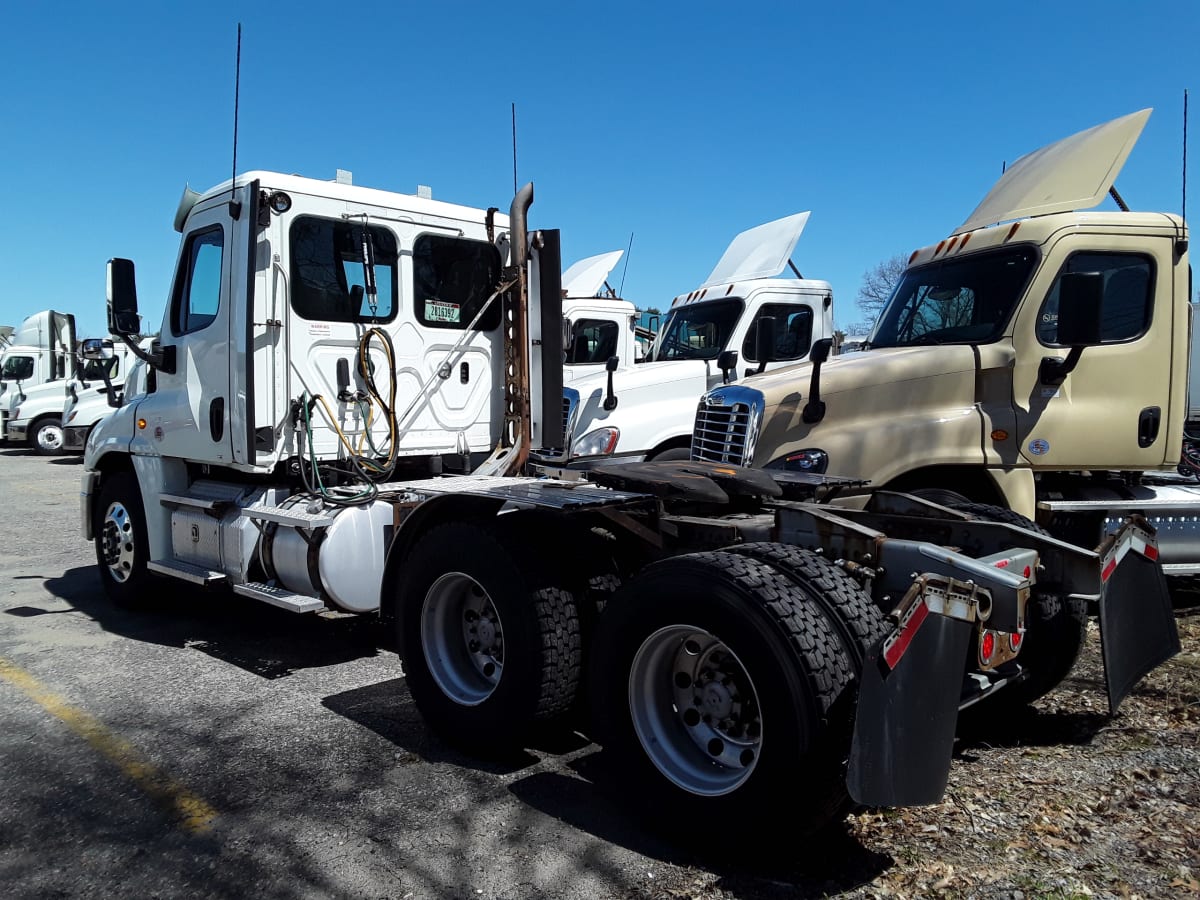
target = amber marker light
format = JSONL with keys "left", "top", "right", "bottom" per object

{"left": 137, "top": 418, "right": 148, "bottom": 430}
{"left": 991, "top": 429, "right": 1009, "bottom": 441}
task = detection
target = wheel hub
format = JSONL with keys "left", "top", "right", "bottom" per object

{"left": 629, "top": 625, "right": 763, "bottom": 796}
{"left": 422, "top": 573, "right": 505, "bottom": 706}
{"left": 100, "top": 502, "right": 136, "bottom": 583}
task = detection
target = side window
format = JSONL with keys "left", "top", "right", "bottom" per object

{"left": 413, "top": 234, "right": 502, "bottom": 330}
{"left": 565, "top": 319, "right": 620, "bottom": 364}
{"left": 171, "top": 226, "right": 225, "bottom": 335}
{"left": 742, "top": 304, "right": 814, "bottom": 362}
{"left": 291, "top": 217, "right": 399, "bottom": 322}
{"left": 2, "top": 356, "right": 35, "bottom": 380}
{"left": 1037, "top": 253, "right": 1154, "bottom": 345}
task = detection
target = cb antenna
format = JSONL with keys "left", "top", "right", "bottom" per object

{"left": 1184, "top": 88, "right": 1189, "bottom": 226}
{"left": 229, "top": 23, "right": 243, "bottom": 217}
{"left": 511, "top": 102, "right": 518, "bottom": 195}
{"left": 618, "top": 232, "right": 634, "bottom": 298}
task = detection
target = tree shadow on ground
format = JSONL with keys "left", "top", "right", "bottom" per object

{"left": 39, "top": 566, "right": 383, "bottom": 679}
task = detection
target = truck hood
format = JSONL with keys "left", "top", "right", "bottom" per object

{"left": 955, "top": 108, "right": 1150, "bottom": 234}
{"left": 574, "top": 358, "right": 712, "bottom": 399}
{"left": 562, "top": 250, "right": 624, "bottom": 298}
{"left": 748, "top": 345, "right": 976, "bottom": 398}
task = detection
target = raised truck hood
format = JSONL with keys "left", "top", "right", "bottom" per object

{"left": 955, "top": 109, "right": 1150, "bottom": 235}
{"left": 562, "top": 251, "right": 624, "bottom": 298}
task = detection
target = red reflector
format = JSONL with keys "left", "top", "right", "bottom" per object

{"left": 883, "top": 600, "right": 930, "bottom": 669}
{"left": 1144, "top": 544, "right": 1159, "bottom": 561}
{"left": 981, "top": 631, "right": 995, "bottom": 662}
{"left": 1010, "top": 632, "right": 1022, "bottom": 649}
{"left": 1101, "top": 557, "right": 1117, "bottom": 583}
{"left": 994, "top": 559, "right": 1010, "bottom": 569}
{"left": 1023, "top": 566, "right": 1031, "bottom": 578}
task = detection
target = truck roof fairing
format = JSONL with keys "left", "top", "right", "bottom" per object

{"left": 954, "top": 108, "right": 1151, "bottom": 236}
{"left": 562, "top": 250, "right": 624, "bottom": 298}
{"left": 700, "top": 211, "right": 811, "bottom": 288}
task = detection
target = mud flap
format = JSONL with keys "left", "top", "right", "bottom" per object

{"left": 847, "top": 589, "right": 974, "bottom": 808}
{"left": 1098, "top": 520, "right": 1180, "bottom": 714}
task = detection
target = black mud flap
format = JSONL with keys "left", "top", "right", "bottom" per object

{"left": 847, "top": 598, "right": 973, "bottom": 807}
{"left": 1098, "top": 520, "right": 1180, "bottom": 714}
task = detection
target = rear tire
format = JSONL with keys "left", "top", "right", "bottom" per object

{"left": 946, "top": 501, "right": 1088, "bottom": 707}
{"left": 590, "top": 551, "right": 854, "bottom": 844}
{"left": 32, "top": 416, "right": 65, "bottom": 456}
{"left": 398, "top": 521, "right": 582, "bottom": 754}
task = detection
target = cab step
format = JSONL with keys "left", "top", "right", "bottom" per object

{"left": 147, "top": 558, "right": 227, "bottom": 585}
{"left": 233, "top": 581, "right": 326, "bottom": 613}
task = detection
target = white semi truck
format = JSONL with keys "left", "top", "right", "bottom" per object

{"left": 9, "top": 342, "right": 135, "bottom": 454}
{"left": 59, "top": 343, "right": 145, "bottom": 454}
{"left": 537, "top": 212, "right": 835, "bottom": 466}
{"left": 79, "top": 165, "right": 1177, "bottom": 846}
{"left": 559, "top": 249, "right": 649, "bottom": 383}
{"left": 0, "top": 309, "right": 76, "bottom": 442}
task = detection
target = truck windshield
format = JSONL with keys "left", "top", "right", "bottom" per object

{"left": 870, "top": 247, "right": 1038, "bottom": 348}
{"left": 651, "top": 298, "right": 744, "bottom": 361}
{"left": 1, "top": 355, "right": 34, "bottom": 380}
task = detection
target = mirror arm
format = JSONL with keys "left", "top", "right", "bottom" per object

{"left": 802, "top": 359, "right": 827, "bottom": 424}
{"left": 1038, "top": 346, "right": 1085, "bottom": 386}
{"left": 117, "top": 333, "right": 176, "bottom": 376}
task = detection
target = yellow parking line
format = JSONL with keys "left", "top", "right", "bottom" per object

{"left": 0, "top": 656, "right": 217, "bottom": 834}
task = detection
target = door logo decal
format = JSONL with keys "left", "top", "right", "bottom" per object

{"left": 1028, "top": 438, "right": 1050, "bottom": 456}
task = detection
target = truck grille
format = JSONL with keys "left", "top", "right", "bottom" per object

{"left": 691, "top": 386, "right": 765, "bottom": 466}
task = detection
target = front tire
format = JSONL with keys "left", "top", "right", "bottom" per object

{"left": 590, "top": 551, "right": 854, "bottom": 842}
{"left": 398, "top": 521, "right": 582, "bottom": 753}
{"left": 32, "top": 416, "right": 65, "bottom": 456}
{"left": 93, "top": 471, "right": 152, "bottom": 606}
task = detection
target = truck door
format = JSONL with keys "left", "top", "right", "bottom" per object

{"left": 133, "top": 205, "right": 234, "bottom": 463}
{"left": 1010, "top": 241, "right": 1172, "bottom": 468}
{"left": 735, "top": 293, "right": 821, "bottom": 384}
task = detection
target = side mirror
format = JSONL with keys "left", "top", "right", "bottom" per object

{"left": 107, "top": 258, "right": 141, "bottom": 336}
{"left": 1040, "top": 271, "right": 1104, "bottom": 385}
{"left": 755, "top": 316, "right": 777, "bottom": 374}
{"left": 81, "top": 338, "right": 115, "bottom": 361}
{"left": 809, "top": 337, "right": 833, "bottom": 365}
{"left": 717, "top": 349, "right": 739, "bottom": 385}
{"left": 1055, "top": 272, "right": 1104, "bottom": 346}
{"left": 603, "top": 355, "right": 620, "bottom": 411}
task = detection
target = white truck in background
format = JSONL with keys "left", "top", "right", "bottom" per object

{"left": 560, "top": 250, "right": 650, "bottom": 383}
{"left": 9, "top": 342, "right": 136, "bottom": 454}
{"left": 60, "top": 343, "right": 145, "bottom": 454}
{"left": 536, "top": 212, "right": 835, "bottom": 466}
{"left": 0, "top": 310, "right": 76, "bottom": 442}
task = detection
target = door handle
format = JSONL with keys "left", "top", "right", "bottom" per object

{"left": 209, "top": 397, "right": 225, "bottom": 442}
{"left": 1137, "top": 406, "right": 1160, "bottom": 448}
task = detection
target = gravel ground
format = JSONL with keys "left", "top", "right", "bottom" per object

{"left": 0, "top": 446, "right": 1196, "bottom": 899}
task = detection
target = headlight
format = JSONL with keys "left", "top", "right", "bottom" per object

{"left": 766, "top": 448, "right": 829, "bottom": 473}
{"left": 572, "top": 426, "right": 620, "bottom": 457}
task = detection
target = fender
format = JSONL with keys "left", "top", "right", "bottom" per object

{"left": 377, "top": 493, "right": 505, "bottom": 636}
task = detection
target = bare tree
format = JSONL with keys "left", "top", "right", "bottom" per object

{"left": 856, "top": 254, "right": 909, "bottom": 326}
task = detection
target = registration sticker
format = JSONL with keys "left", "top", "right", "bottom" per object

{"left": 425, "top": 299, "right": 460, "bottom": 323}
{"left": 1028, "top": 438, "right": 1049, "bottom": 456}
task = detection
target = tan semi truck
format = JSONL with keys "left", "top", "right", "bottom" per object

{"left": 692, "top": 108, "right": 1200, "bottom": 575}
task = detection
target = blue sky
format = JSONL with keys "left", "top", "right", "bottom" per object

{"left": 0, "top": 1, "right": 1195, "bottom": 339}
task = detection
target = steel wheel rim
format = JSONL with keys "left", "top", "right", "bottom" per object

{"left": 628, "top": 624, "right": 763, "bottom": 796}
{"left": 100, "top": 501, "right": 136, "bottom": 583}
{"left": 38, "top": 424, "right": 63, "bottom": 451}
{"left": 420, "top": 572, "right": 505, "bottom": 706}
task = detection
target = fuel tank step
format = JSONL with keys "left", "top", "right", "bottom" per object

{"left": 239, "top": 506, "right": 337, "bottom": 528}
{"left": 232, "top": 581, "right": 326, "bottom": 613}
